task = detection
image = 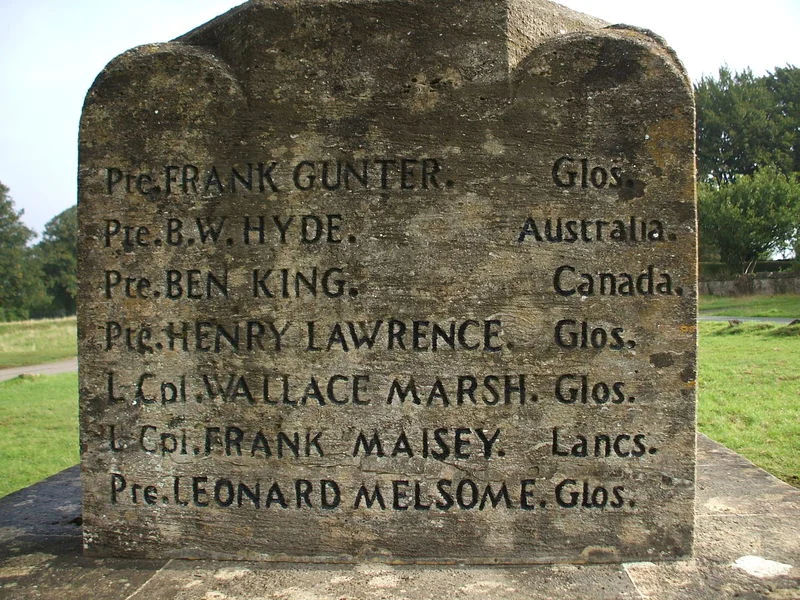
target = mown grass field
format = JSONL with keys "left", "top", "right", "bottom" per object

{"left": 0, "top": 301, "right": 797, "bottom": 498}
{"left": 0, "top": 373, "right": 78, "bottom": 498}
{"left": 0, "top": 316, "right": 77, "bottom": 368}
{"left": 698, "top": 320, "right": 800, "bottom": 487}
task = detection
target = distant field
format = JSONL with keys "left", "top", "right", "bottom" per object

{"left": 0, "top": 373, "right": 78, "bottom": 498}
{"left": 0, "top": 317, "right": 77, "bottom": 368}
{"left": 699, "top": 294, "right": 800, "bottom": 318}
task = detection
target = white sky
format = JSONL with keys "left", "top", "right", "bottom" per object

{"left": 2, "top": 0, "right": 799, "bottom": 236}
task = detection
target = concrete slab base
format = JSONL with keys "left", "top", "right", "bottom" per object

{"left": 1, "top": 434, "right": 798, "bottom": 599}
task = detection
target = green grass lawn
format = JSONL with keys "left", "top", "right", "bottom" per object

{"left": 699, "top": 294, "right": 800, "bottom": 318}
{"left": 0, "top": 373, "right": 78, "bottom": 498}
{"left": 0, "top": 317, "right": 77, "bottom": 368}
{"left": 697, "top": 320, "right": 800, "bottom": 488}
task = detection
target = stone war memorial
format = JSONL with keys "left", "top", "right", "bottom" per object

{"left": 78, "top": 0, "right": 696, "bottom": 564}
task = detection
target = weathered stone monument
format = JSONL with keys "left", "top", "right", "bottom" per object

{"left": 78, "top": 0, "right": 696, "bottom": 563}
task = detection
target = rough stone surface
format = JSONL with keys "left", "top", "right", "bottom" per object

{"left": 78, "top": 0, "right": 696, "bottom": 563}
{"left": 2, "top": 436, "right": 799, "bottom": 599}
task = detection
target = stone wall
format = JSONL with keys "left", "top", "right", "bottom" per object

{"left": 700, "top": 273, "right": 800, "bottom": 296}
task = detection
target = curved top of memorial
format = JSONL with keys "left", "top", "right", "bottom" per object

{"left": 82, "top": 1, "right": 690, "bottom": 133}
{"left": 177, "top": 0, "right": 610, "bottom": 73}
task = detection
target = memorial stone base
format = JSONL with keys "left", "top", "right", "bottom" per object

{"left": 1, "top": 435, "right": 798, "bottom": 599}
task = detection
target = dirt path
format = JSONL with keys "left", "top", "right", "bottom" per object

{"left": 698, "top": 315, "right": 796, "bottom": 324}
{"left": 0, "top": 357, "right": 78, "bottom": 383}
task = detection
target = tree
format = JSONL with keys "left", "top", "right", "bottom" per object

{"left": 35, "top": 206, "right": 77, "bottom": 316}
{"left": 696, "top": 65, "right": 800, "bottom": 266}
{"left": 766, "top": 66, "right": 800, "bottom": 175}
{"left": 0, "top": 182, "right": 48, "bottom": 320}
{"left": 695, "top": 66, "right": 796, "bottom": 185}
{"left": 699, "top": 168, "right": 800, "bottom": 272}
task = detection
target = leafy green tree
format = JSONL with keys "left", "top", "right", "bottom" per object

{"left": 765, "top": 66, "right": 800, "bottom": 175}
{"left": 0, "top": 182, "right": 48, "bottom": 320}
{"left": 699, "top": 168, "right": 800, "bottom": 272}
{"left": 696, "top": 65, "right": 800, "bottom": 265}
{"left": 35, "top": 206, "right": 77, "bottom": 316}
{"left": 695, "top": 67, "right": 796, "bottom": 185}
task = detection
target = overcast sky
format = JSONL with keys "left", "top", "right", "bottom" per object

{"left": 2, "top": 0, "right": 799, "bottom": 237}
